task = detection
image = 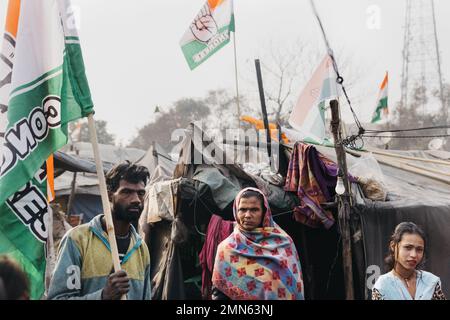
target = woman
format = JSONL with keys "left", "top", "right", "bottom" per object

{"left": 211, "top": 187, "right": 304, "bottom": 300}
{"left": 372, "top": 222, "right": 446, "bottom": 300}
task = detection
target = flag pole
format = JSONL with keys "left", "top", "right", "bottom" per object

{"left": 233, "top": 31, "right": 241, "bottom": 129}
{"left": 231, "top": 0, "right": 240, "bottom": 129}
{"left": 45, "top": 205, "right": 55, "bottom": 296}
{"left": 386, "top": 71, "right": 390, "bottom": 128}
{"left": 87, "top": 113, "right": 126, "bottom": 300}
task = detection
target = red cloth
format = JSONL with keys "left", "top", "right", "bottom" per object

{"left": 199, "top": 214, "right": 233, "bottom": 299}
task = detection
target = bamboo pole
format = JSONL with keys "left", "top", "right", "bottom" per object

{"left": 346, "top": 148, "right": 450, "bottom": 184}
{"left": 66, "top": 172, "right": 77, "bottom": 215}
{"left": 233, "top": 31, "right": 241, "bottom": 129}
{"left": 374, "top": 154, "right": 450, "bottom": 185}
{"left": 366, "top": 148, "right": 450, "bottom": 166}
{"left": 404, "top": 162, "right": 450, "bottom": 178}
{"left": 45, "top": 205, "right": 55, "bottom": 295}
{"left": 330, "top": 100, "right": 354, "bottom": 300}
{"left": 87, "top": 114, "right": 126, "bottom": 300}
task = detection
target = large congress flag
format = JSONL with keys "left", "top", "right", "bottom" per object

{"left": 180, "top": 0, "right": 235, "bottom": 70}
{"left": 0, "top": 0, "right": 93, "bottom": 299}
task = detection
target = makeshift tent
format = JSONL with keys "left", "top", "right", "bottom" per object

{"left": 141, "top": 123, "right": 450, "bottom": 300}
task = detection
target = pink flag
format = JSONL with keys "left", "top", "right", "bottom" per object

{"left": 290, "top": 56, "right": 330, "bottom": 126}
{"left": 289, "top": 55, "right": 339, "bottom": 142}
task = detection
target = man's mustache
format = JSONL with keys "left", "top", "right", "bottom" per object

{"left": 126, "top": 204, "right": 143, "bottom": 211}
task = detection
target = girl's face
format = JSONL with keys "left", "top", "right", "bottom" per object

{"left": 393, "top": 233, "right": 425, "bottom": 271}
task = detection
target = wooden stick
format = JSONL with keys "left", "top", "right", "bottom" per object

{"left": 232, "top": 31, "right": 241, "bottom": 129}
{"left": 375, "top": 154, "right": 450, "bottom": 185}
{"left": 330, "top": 100, "right": 354, "bottom": 300}
{"left": 366, "top": 147, "right": 450, "bottom": 166}
{"left": 88, "top": 114, "right": 126, "bottom": 300}
{"left": 45, "top": 205, "right": 55, "bottom": 294}
{"left": 346, "top": 148, "right": 450, "bottom": 184}
{"left": 66, "top": 172, "right": 77, "bottom": 215}
{"left": 404, "top": 162, "right": 450, "bottom": 178}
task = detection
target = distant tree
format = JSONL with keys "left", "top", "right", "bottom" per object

{"left": 434, "top": 83, "right": 450, "bottom": 127}
{"left": 203, "top": 89, "right": 252, "bottom": 132}
{"left": 69, "top": 119, "right": 115, "bottom": 145}
{"left": 128, "top": 89, "right": 254, "bottom": 150}
{"left": 383, "top": 85, "right": 446, "bottom": 150}
{"left": 128, "top": 98, "right": 211, "bottom": 150}
{"left": 242, "top": 39, "right": 363, "bottom": 126}
{"left": 259, "top": 39, "right": 317, "bottom": 125}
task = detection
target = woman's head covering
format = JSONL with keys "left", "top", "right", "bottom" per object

{"left": 233, "top": 187, "right": 273, "bottom": 229}
{"left": 212, "top": 187, "right": 304, "bottom": 300}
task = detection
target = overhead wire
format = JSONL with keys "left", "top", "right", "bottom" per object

{"left": 309, "top": 0, "right": 450, "bottom": 149}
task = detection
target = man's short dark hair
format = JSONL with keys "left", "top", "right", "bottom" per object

{"left": 0, "top": 255, "right": 30, "bottom": 300}
{"left": 106, "top": 161, "right": 150, "bottom": 193}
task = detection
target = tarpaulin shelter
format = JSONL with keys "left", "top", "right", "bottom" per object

{"left": 142, "top": 123, "right": 450, "bottom": 300}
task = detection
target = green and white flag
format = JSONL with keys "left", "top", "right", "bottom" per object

{"left": 180, "top": 0, "right": 235, "bottom": 70}
{"left": 371, "top": 72, "right": 388, "bottom": 123}
{"left": 0, "top": 0, "right": 93, "bottom": 299}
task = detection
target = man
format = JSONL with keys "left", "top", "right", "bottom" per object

{"left": 48, "top": 162, "right": 151, "bottom": 300}
{"left": 0, "top": 255, "right": 30, "bottom": 300}
{"left": 211, "top": 187, "right": 304, "bottom": 300}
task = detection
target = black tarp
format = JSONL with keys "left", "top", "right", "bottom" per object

{"left": 145, "top": 125, "right": 450, "bottom": 300}
{"left": 357, "top": 200, "right": 450, "bottom": 299}
{"left": 315, "top": 145, "right": 450, "bottom": 299}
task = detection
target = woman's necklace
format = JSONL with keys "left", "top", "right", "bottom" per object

{"left": 393, "top": 269, "right": 415, "bottom": 288}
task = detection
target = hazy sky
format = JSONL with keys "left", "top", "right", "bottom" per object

{"left": 1, "top": 0, "right": 449, "bottom": 145}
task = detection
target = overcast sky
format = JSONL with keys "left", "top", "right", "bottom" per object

{"left": 1, "top": 0, "right": 449, "bottom": 145}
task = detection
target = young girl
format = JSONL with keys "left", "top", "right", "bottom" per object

{"left": 372, "top": 222, "right": 446, "bottom": 300}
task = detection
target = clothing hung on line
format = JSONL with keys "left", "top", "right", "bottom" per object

{"left": 285, "top": 142, "right": 339, "bottom": 229}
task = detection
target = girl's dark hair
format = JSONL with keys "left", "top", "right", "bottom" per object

{"left": 384, "top": 222, "right": 427, "bottom": 271}
{"left": 106, "top": 161, "right": 150, "bottom": 193}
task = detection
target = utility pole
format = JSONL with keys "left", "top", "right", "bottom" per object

{"left": 330, "top": 99, "right": 354, "bottom": 300}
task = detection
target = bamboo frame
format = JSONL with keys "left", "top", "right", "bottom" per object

{"left": 366, "top": 147, "right": 450, "bottom": 166}
{"left": 88, "top": 114, "right": 126, "bottom": 300}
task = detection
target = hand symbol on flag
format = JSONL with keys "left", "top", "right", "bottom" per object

{"left": 190, "top": 4, "right": 218, "bottom": 43}
{"left": 180, "top": 0, "right": 233, "bottom": 69}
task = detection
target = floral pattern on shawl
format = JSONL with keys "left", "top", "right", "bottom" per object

{"left": 212, "top": 187, "right": 305, "bottom": 300}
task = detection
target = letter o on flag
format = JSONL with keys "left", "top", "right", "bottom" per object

{"left": 43, "top": 96, "right": 61, "bottom": 128}
{"left": 30, "top": 108, "right": 48, "bottom": 140}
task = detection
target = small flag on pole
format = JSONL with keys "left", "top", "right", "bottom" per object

{"left": 289, "top": 55, "right": 341, "bottom": 143}
{"left": 371, "top": 72, "right": 388, "bottom": 123}
{"left": 0, "top": 0, "right": 93, "bottom": 299}
{"left": 180, "top": 0, "right": 235, "bottom": 70}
